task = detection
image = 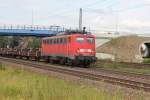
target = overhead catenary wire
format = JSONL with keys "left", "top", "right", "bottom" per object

{"left": 36, "top": 0, "right": 150, "bottom": 34}
{"left": 82, "top": 0, "right": 110, "bottom": 8}
{"left": 113, "top": 4, "right": 150, "bottom": 12}
{"left": 46, "top": 0, "right": 113, "bottom": 17}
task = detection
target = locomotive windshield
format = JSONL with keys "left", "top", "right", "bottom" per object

{"left": 87, "top": 38, "right": 94, "bottom": 43}
{"left": 76, "top": 37, "right": 84, "bottom": 43}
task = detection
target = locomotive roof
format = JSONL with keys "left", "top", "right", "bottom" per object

{"left": 42, "top": 33, "right": 95, "bottom": 40}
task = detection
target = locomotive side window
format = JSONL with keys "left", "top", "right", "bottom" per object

{"left": 55, "top": 38, "right": 57, "bottom": 44}
{"left": 53, "top": 39, "right": 55, "bottom": 44}
{"left": 45, "top": 37, "right": 68, "bottom": 44}
{"left": 47, "top": 40, "right": 49, "bottom": 44}
{"left": 51, "top": 39, "right": 53, "bottom": 44}
{"left": 76, "top": 37, "right": 84, "bottom": 43}
{"left": 43, "top": 40, "right": 45, "bottom": 44}
{"left": 64, "top": 38, "right": 67, "bottom": 44}
{"left": 54, "top": 38, "right": 56, "bottom": 44}
{"left": 59, "top": 38, "right": 61, "bottom": 44}
{"left": 87, "top": 38, "right": 94, "bottom": 43}
{"left": 68, "top": 37, "right": 71, "bottom": 43}
{"left": 57, "top": 38, "right": 59, "bottom": 44}
{"left": 62, "top": 38, "right": 64, "bottom": 44}
{"left": 45, "top": 40, "right": 47, "bottom": 44}
{"left": 60, "top": 38, "right": 63, "bottom": 44}
{"left": 61, "top": 38, "right": 66, "bottom": 44}
{"left": 50, "top": 39, "right": 52, "bottom": 44}
{"left": 48, "top": 39, "right": 50, "bottom": 44}
{"left": 55, "top": 39, "right": 57, "bottom": 44}
{"left": 46, "top": 40, "right": 49, "bottom": 44}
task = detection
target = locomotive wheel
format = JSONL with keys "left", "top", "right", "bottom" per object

{"left": 49, "top": 59, "right": 54, "bottom": 64}
{"left": 66, "top": 59, "right": 74, "bottom": 66}
{"left": 26, "top": 56, "right": 30, "bottom": 60}
{"left": 34, "top": 57, "right": 39, "bottom": 61}
{"left": 60, "top": 58, "right": 66, "bottom": 65}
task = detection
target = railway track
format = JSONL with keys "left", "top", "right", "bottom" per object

{"left": 98, "top": 60, "right": 150, "bottom": 68}
{"left": 92, "top": 68, "right": 150, "bottom": 80}
{"left": 0, "top": 57, "right": 150, "bottom": 92}
{"left": 123, "top": 62, "right": 150, "bottom": 68}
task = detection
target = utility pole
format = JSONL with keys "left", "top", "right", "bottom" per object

{"left": 115, "top": 12, "right": 119, "bottom": 34}
{"left": 79, "top": 8, "right": 82, "bottom": 31}
{"left": 32, "top": 9, "right": 34, "bottom": 26}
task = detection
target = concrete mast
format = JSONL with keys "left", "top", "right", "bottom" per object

{"left": 79, "top": 8, "right": 82, "bottom": 31}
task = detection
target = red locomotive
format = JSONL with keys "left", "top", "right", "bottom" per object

{"left": 0, "top": 30, "right": 96, "bottom": 67}
{"left": 41, "top": 32, "right": 96, "bottom": 65}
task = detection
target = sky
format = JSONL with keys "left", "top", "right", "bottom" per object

{"left": 0, "top": 0, "right": 150, "bottom": 34}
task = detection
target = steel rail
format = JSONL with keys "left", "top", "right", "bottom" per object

{"left": 92, "top": 68, "right": 150, "bottom": 80}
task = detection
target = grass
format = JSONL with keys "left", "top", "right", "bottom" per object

{"left": 91, "top": 60, "right": 150, "bottom": 74}
{"left": 143, "top": 58, "right": 150, "bottom": 64}
{"left": 0, "top": 63, "right": 147, "bottom": 100}
{"left": 0, "top": 62, "right": 6, "bottom": 70}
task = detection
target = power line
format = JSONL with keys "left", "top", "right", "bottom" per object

{"left": 113, "top": 4, "right": 150, "bottom": 12}
{"left": 40, "top": 0, "right": 115, "bottom": 19}
{"left": 82, "top": 0, "right": 105, "bottom": 8}
{"left": 46, "top": 0, "right": 108, "bottom": 17}
{"left": 83, "top": 0, "right": 113, "bottom": 9}
{"left": 83, "top": 8, "right": 107, "bottom": 14}
{"left": 103, "top": 0, "right": 119, "bottom": 9}
{"left": 82, "top": 3, "right": 150, "bottom": 15}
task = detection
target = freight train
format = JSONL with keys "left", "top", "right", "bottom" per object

{"left": 0, "top": 31, "right": 97, "bottom": 67}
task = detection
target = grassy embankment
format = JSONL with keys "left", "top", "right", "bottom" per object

{"left": 90, "top": 60, "right": 150, "bottom": 74}
{"left": 0, "top": 63, "right": 146, "bottom": 100}
{"left": 143, "top": 58, "right": 150, "bottom": 64}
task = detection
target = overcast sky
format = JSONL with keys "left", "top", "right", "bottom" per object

{"left": 0, "top": 0, "right": 150, "bottom": 34}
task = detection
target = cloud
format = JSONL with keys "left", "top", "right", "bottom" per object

{"left": 0, "top": 0, "right": 149, "bottom": 34}
{"left": 145, "top": 0, "right": 150, "bottom": 3}
{"left": 121, "top": 20, "right": 150, "bottom": 28}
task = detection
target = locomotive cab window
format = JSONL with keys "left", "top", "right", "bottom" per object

{"left": 64, "top": 38, "right": 67, "bottom": 44}
{"left": 87, "top": 38, "right": 94, "bottom": 43}
{"left": 50, "top": 39, "right": 52, "bottom": 44}
{"left": 61, "top": 38, "right": 67, "bottom": 44}
{"left": 43, "top": 40, "right": 46, "bottom": 44}
{"left": 76, "top": 37, "right": 84, "bottom": 43}
{"left": 48, "top": 39, "right": 51, "bottom": 44}
{"left": 51, "top": 39, "right": 54, "bottom": 44}
{"left": 54, "top": 39, "right": 56, "bottom": 44}
{"left": 68, "top": 37, "right": 71, "bottom": 43}
{"left": 57, "top": 38, "right": 59, "bottom": 44}
{"left": 59, "top": 38, "right": 61, "bottom": 44}
{"left": 46, "top": 40, "right": 49, "bottom": 44}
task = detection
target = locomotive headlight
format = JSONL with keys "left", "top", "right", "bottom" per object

{"left": 79, "top": 49, "right": 85, "bottom": 52}
{"left": 78, "top": 49, "right": 94, "bottom": 53}
{"left": 87, "top": 49, "right": 92, "bottom": 52}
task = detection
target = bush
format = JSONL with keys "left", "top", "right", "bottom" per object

{"left": 143, "top": 58, "right": 150, "bottom": 63}
{"left": 27, "top": 37, "right": 41, "bottom": 48}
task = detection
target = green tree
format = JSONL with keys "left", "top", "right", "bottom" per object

{"left": 27, "top": 37, "right": 41, "bottom": 48}
{"left": 9, "top": 36, "right": 21, "bottom": 48}
{"left": 0, "top": 37, "right": 8, "bottom": 48}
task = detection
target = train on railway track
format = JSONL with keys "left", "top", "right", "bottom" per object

{"left": 0, "top": 30, "right": 97, "bottom": 67}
